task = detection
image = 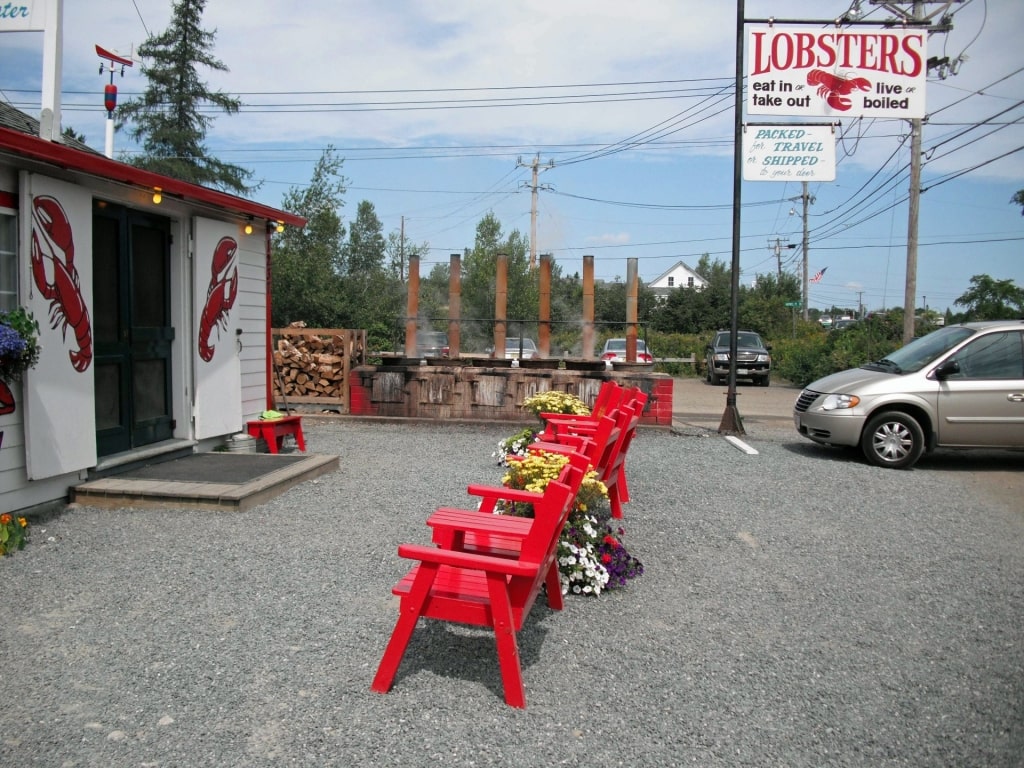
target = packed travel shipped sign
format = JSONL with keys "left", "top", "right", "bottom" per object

{"left": 747, "top": 26, "right": 927, "bottom": 119}
{"left": 743, "top": 125, "right": 836, "bottom": 182}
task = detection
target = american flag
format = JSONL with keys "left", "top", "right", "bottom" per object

{"left": 810, "top": 267, "right": 827, "bottom": 283}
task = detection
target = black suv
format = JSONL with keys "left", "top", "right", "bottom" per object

{"left": 705, "top": 330, "right": 772, "bottom": 386}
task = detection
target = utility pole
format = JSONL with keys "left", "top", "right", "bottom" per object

{"left": 769, "top": 237, "right": 789, "bottom": 279}
{"left": 517, "top": 153, "right": 553, "bottom": 270}
{"left": 800, "top": 181, "right": 812, "bottom": 321}
{"left": 871, "top": 0, "right": 959, "bottom": 343}
{"left": 789, "top": 183, "right": 814, "bottom": 320}
{"left": 399, "top": 215, "right": 405, "bottom": 282}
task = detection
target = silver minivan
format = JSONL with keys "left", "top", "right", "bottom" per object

{"left": 794, "top": 320, "right": 1024, "bottom": 469}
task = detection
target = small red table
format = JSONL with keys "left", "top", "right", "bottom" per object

{"left": 246, "top": 415, "right": 306, "bottom": 454}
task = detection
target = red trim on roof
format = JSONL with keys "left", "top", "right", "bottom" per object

{"left": 0, "top": 126, "right": 306, "bottom": 228}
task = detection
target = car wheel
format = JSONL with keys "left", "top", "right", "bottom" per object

{"left": 757, "top": 374, "right": 770, "bottom": 387}
{"left": 860, "top": 411, "right": 925, "bottom": 469}
{"left": 708, "top": 369, "right": 722, "bottom": 385}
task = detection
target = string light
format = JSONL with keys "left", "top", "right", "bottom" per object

{"left": 152, "top": 187, "right": 162, "bottom": 204}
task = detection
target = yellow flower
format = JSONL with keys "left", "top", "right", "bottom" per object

{"left": 18, "top": 517, "right": 27, "bottom": 528}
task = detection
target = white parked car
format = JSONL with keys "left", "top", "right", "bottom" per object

{"left": 503, "top": 337, "right": 539, "bottom": 359}
{"left": 600, "top": 338, "right": 653, "bottom": 363}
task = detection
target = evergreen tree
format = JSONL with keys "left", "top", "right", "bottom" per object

{"left": 460, "top": 213, "right": 535, "bottom": 346}
{"left": 338, "top": 201, "right": 404, "bottom": 341}
{"left": 344, "top": 201, "right": 386, "bottom": 275}
{"left": 117, "top": 0, "right": 255, "bottom": 194}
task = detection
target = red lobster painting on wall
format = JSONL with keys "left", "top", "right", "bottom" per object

{"left": 0, "top": 380, "right": 13, "bottom": 416}
{"left": 30, "top": 195, "right": 93, "bottom": 373}
{"left": 806, "top": 69, "right": 872, "bottom": 112}
{"left": 198, "top": 236, "right": 239, "bottom": 362}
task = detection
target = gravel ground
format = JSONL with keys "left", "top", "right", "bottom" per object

{"left": 2, "top": 420, "right": 1022, "bottom": 767}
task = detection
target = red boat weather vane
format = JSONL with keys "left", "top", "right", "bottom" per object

{"left": 96, "top": 44, "right": 134, "bottom": 116}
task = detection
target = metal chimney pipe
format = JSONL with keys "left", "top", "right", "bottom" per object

{"left": 538, "top": 253, "right": 552, "bottom": 357}
{"left": 404, "top": 254, "right": 420, "bottom": 358}
{"left": 493, "top": 253, "right": 508, "bottom": 357}
{"left": 448, "top": 253, "right": 461, "bottom": 359}
{"left": 582, "top": 255, "right": 595, "bottom": 358}
{"left": 626, "top": 257, "right": 638, "bottom": 362}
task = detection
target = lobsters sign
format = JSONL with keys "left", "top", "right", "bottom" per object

{"left": 747, "top": 26, "right": 927, "bottom": 119}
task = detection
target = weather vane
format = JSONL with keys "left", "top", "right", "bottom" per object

{"left": 95, "top": 44, "right": 135, "bottom": 158}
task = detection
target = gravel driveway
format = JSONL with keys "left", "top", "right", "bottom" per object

{"left": 2, "top": 416, "right": 1022, "bottom": 767}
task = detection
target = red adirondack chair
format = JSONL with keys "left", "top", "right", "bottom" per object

{"left": 438, "top": 417, "right": 617, "bottom": 559}
{"left": 539, "top": 387, "right": 648, "bottom": 518}
{"left": 537, "top": 380, "right": 624, "bottom": 437}
{"left": 371, "top": 450, "right": 590, "bottom": 708}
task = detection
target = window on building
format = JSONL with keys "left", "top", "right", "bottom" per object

{"left": 687, "top": 276, "right": 695, "bottom": 288}
{"left": 0, "top": 210, "right": 16, "bottom": 313}
{"left": 667, "top": 276, "right": 674, "bottom": 287}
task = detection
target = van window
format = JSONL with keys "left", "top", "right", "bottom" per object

{"left": 952, "top": 331, "right": 1024, "bottom": 379}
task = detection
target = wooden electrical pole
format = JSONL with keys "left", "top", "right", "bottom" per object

{"left": 801, "top": 181, "right": 812, "bottom": 321}
{"left": 769, "top": 237, "right": 789, "bottom": 279}
{"left": 870, "top": 0, "right": 960, "bottom": 343}
{"left": 517, "top": 153, "right": 553, "bottom": 270}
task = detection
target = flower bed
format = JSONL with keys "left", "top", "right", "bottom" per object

{"left": 491, "top": 389, "right": 643, "bottom": 596}
{"left": 0, "top": 513, "right": 29, "bottom": 556}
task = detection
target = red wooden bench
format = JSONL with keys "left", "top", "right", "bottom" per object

{"left": 371, "top": 449, "right": 590, "bottom": 708}
{"left": 246, "top": 415, "right": 306, "bottom": 454}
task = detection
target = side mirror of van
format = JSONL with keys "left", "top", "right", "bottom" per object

{"left": 934, "top": 359, "right": 960, "bottom": 380}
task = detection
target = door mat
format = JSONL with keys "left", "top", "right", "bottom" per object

{"left": 119, "top": 453, "right": 309, "bottom": 485}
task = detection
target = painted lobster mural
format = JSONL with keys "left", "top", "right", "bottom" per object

{"left": 198, "top": 236, "right": 239, "bottom": 362}
{"left": 0, "top": 380, "right": 14, "bottom": 417}
{"left": 30, "top": 195, "right": 93, "bottom": 372}
{"left": 806, "top": 69, "right": 871, "bottom": 112}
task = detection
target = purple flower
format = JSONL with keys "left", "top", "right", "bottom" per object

{"left": 0, "top": 324, "right": 27, "bottom": 358}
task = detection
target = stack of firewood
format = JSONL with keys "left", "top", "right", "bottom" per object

{"left": 272, "top": 322, "right": 364, "bottom": 400}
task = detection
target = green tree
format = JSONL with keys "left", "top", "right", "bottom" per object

{"left": 591, "top": 279, "right": 657, "bottom": 328}
{"left": 740, "top": 270, "right": 801, "bottom": 339}
{"left": 651, "top": 255, "right": 731, "bottom": 335}
{"left": 955, "top": 274, "right": 1024, "bottom": 320}
{"left": 460, "top": 213, "right": 534, "bottom": 345}
{"left": 271, "top": 147, "right": 348, "bottom": 327}
{"left": 338, "top": 201, "right": 404, "bottom": 343}
{"left": 343, "top": 201, "right": 386, "bottom": 275}
{"left": 1012, "top": 189, "right": 1024, "bottom": 215}
{"left": 117, "top": 0, "right": 255, "bottom": 194}
{"left": 418, "top": 261, "right": 451, "bottom": 331}
{"left": 384, "top": 230, "right": 429, "bottom": 280}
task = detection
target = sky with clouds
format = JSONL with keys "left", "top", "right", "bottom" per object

{"left": 2, "top": 0, "right": 1022, "bottom": 313}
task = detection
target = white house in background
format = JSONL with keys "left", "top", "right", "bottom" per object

{"left": 647, "top": 261, "right": 708, "bottom": 301}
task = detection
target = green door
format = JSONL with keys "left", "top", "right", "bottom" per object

{"left": 93, "top": 202, "right": 175, "bottom": 457}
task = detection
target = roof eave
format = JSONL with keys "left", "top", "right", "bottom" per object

{"left": 0, "top": 127, "right": 306, "bottom": 229}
